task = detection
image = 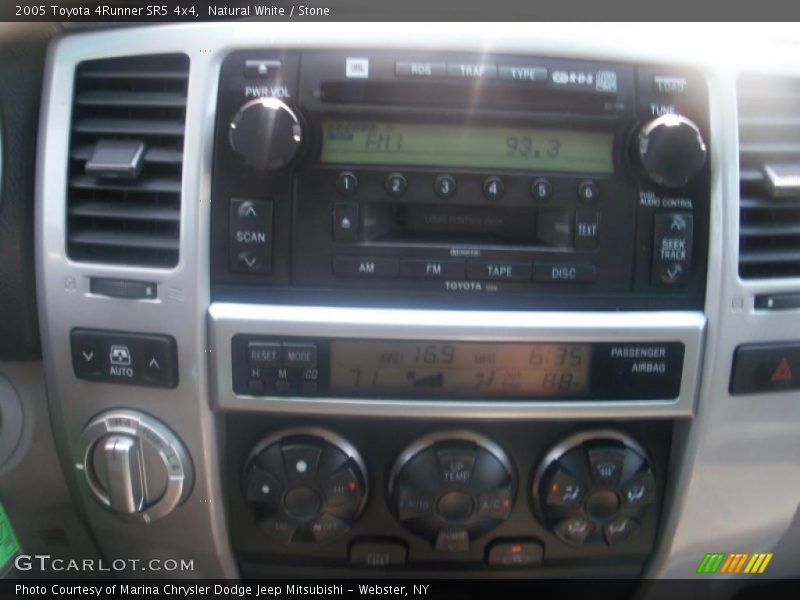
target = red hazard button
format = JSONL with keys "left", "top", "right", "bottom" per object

{"left": 730, "top": 343, "right": 800, "bottom": 395}
{"left": 771, "top": 357, "right": 793, "bottom": 383}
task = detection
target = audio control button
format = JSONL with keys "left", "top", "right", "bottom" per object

{"left": 333, "top": 203, "right": 359, "bottom": 243}
{"left": 531, "top": 178, "right": 553, "bottom": 201}
{"left": 229, "top": 199, "right": 273, "bottom": 274}
{"left": 433, "top": 174, "right": 457, "bottom": 199}
{"left": 336, "top": 171, "right": 358, "bottom": 196}
{"left": 652, "top": 212, "right": 693, "bottom": 285}
{"left": 578, "top": 180, "right": 600, "bottom": 203}
{"left": 401, "top": 259, "right": 465, "bottom": 279}
{"left": 533, "top": 263, "right": 596, "bottom": 284}
{"left": 467, "top": 261, "right": 532, "bottom": 282}
{"left": 334, "top": 257, "right": 400, "bottom": 278}
{"left": 575, "top": 210, "right": 600, "bottom": 249}
{"left": 385, "top": 173, "right": 408, "bottom": 197}
{"left": 483, "top": 176, "right": 504, "bottom": 201}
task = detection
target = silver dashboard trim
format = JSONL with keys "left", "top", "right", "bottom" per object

{"left": 209, "top": 303, "right": 706, "bottom": 419}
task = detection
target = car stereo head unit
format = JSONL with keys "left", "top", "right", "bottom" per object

{"left": 211, "top": 50, "right": 710, "bottom": 310}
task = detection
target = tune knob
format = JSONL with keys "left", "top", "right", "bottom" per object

{"left": 635, "top": 114, "right": 707, "bottom": 188}
{"left": 229, "top": 97, "right": 303, "bottom": 171}
{"left": 79, "top": 410, "right": 193, "bottom": 523}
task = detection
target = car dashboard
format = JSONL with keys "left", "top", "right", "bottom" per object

{"left": 0, "top": 22, "right": 798, "bottom": 589}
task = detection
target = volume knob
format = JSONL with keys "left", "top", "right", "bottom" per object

{"left": 636, "top": 114, "right": 706, "bottom": 188}
{"left": 229, "top": 97, "right": 303, "bottom": 171}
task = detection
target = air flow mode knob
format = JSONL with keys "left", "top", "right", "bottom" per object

{"left": 636, "top": 114, "right": 707, "bottom": 188}
{"left": 229, "top": 97, "right": 303, "bottom": 171}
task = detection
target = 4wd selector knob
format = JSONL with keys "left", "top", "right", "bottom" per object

{"left": 636, "top": 114, "right": 707, "bottom": 188}
{"left": 229, "top": 97, "right": 303, "bottom": 171}
{"left": 79, "top": 410, "right": 193, "bottom": 523}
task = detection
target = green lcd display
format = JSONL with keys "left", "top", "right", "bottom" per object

{"left": 320, "top": 121, "right": 614, "bottom": 173}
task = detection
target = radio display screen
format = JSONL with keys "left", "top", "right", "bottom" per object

{"left": 329, "top": 341, "right": 591, "bottom": 397}
{"left": 320, "top": 121, "right": 614, "bottom": 173}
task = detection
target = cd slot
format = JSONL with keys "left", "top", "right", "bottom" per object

{"left": 319, "top": 81, "right": 617, "bottom": 114}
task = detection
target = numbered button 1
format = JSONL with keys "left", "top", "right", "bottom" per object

{"left": 385, "top": 173, "right": 408, "bottom": 198}
{"left": 434, "top": 174, "right": 457, "bottom": 199}
{"left": 531, "top": 178, "right": 552, "bottom": 201}
{"left": 483, "top": 177, "right": 504, "bottom": 201}
{"left": 577, "top": 180, "right": 599, "bottom": 203}
{"left": 336, "top": 171, "right": 358, "bottom": 197}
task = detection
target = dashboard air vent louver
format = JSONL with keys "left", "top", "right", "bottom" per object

{"left": 738, "top": 75, "right": 800, "bottom": 279}
{"left": 67, "top": 54, "right": 189, "bottom": 267}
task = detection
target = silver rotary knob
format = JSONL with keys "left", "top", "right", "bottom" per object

{"left": 79, "top": 410, "right": 193, "bottom": 523}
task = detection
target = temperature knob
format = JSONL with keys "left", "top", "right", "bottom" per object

{"left": 229, "top": 97, "right": 303, "bottom": 171}
{"left": 635, "top": 114, "right": 707, "bottom": 188}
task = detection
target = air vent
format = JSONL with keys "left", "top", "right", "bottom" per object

{"left": 738, "top": 75, "right": 800, "bottom": 279}
{"left": 67, "top": 54, "right": 189, "bottom": 267}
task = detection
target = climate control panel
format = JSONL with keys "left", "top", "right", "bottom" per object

{"left": 228, "top": 418, "right": 669, "bottom": 578}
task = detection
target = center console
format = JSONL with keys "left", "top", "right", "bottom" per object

{"left": 36, "top": 26, "right": 733, "bottom": 583}
{"left": 204, "top": 48, "right": 709, "bottom": 576}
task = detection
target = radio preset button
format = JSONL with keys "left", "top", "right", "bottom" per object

{"left": 333, "top": 256, "right": 400, "bottom": 278}
{"left": 385, "top": 173, "right": 408, "bottom": 197}
{"left": 396, "top": 61, "right": 446, "bottom": 78}
{"left": 578, "top": 180, "right": 600, "bottom": 203}
{"left": 333, "top": 203, "right": 359, "bottom": 243}
{"left": 434, "top": 174, "right": 457, "bottom": 199}
{"left": 467, "top": 261, "right": 532, "bottom": 282}
{"left": 335, "top": 171, "right": 358, "bottom": 196}
{"left": 575, "top": 210, "right": 600, "bottom": 249}
{"left": 483, "top": 176, "right": 505, "bottom": 201}
{"left": 498, "top": 65, "right": 548, "bottom": 82}
{"left": 531, "top": 178, "right": 553, "bottom": 201}
{"left": 400, "top": 259, "right": 465, "bottom": 279}
{"left": 533, "top": 263, "right": 596, "bottom": 284}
